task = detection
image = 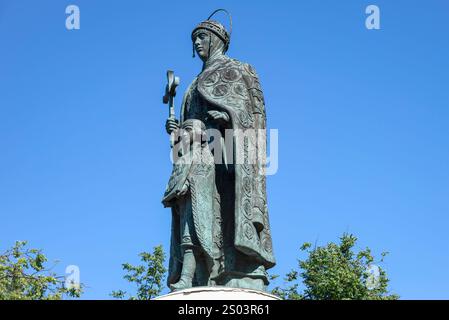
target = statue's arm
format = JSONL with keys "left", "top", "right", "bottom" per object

{"left": 206, "top": 110, "right": 230, "bottom": 128}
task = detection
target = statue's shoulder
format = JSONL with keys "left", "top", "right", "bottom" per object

{"left": 229, "top": 59, "right": 263, "bottom": 93}
{"left": 197, "top": 56, "right": 264, "bottom": 112}
{"left": 226, "top": 57, "right": 259, "bottom": 79}
{"left": 227, "top": 58, "right": 266, "bottom": 114}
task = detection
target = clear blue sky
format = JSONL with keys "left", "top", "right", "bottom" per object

{"left": 1, "top": 0, "right": 448, "bottom": 299}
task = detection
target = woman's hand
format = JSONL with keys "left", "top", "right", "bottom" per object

{"left": 177, "top": 180, "right": 190, "bottom": 196}
{"left": 165, "top": 118, "right": 180, "bottom": 135}
{"left": 207, "top": 110, "right": 230, "bottom": 126}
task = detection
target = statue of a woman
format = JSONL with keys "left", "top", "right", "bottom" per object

{"left": 163, "top": 9, "right": 275, "bottom": 292}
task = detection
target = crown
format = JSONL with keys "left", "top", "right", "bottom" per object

{"left": 191, "top": 9, "right": 232, "bottom": 53}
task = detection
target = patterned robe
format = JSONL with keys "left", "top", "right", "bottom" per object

{"left": 163, "top": 54, "right": 275, "bottom": 289}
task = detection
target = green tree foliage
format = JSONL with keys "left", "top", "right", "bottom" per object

{"left": 0, "top": 241, "right": 82, "bottom": 300}
{"left": 111, "top": 245, "right": 167, "bottom": 300}
{"left": 271, "top": 233, "right": 399, "bottom": 300}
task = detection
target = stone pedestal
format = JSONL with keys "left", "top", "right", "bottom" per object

{"left": 154, "top": 287, "right": 280, "bottom": 300}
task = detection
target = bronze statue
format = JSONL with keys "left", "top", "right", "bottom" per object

{"left": 162, "top": 9, "right": 275, "bottom": 292}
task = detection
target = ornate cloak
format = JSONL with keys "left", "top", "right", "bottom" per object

{"left": 181, "top": 56, "right": 276, "bottom": 270}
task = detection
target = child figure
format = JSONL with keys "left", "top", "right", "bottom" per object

{"left": 162, "top": 119, "right": 217, "bottom": 291}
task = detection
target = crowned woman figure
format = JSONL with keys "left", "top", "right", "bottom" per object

{"left": 164, "top": 9, "right": 275, "bottom": 291}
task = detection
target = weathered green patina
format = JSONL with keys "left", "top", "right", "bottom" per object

{"left": 162, "top": 9, "right": 275, "bottom": 292}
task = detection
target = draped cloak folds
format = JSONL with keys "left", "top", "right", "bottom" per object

{"left": 163, "top": 55, "right": 276, "bottom": 287}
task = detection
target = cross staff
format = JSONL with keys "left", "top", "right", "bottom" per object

{"left": 162, "top": 70, "right": 180, "bottom": 147}
{"left": 163, "top": 70, "right": 180, "bottom": 120}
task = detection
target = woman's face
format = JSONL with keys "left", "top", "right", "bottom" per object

{"left": 193, "top": 31, "right": 211, "bottom": 60}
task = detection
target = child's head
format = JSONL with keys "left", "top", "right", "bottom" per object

{"left": 181, "top": 119, "right": 207, "bottom": 145}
